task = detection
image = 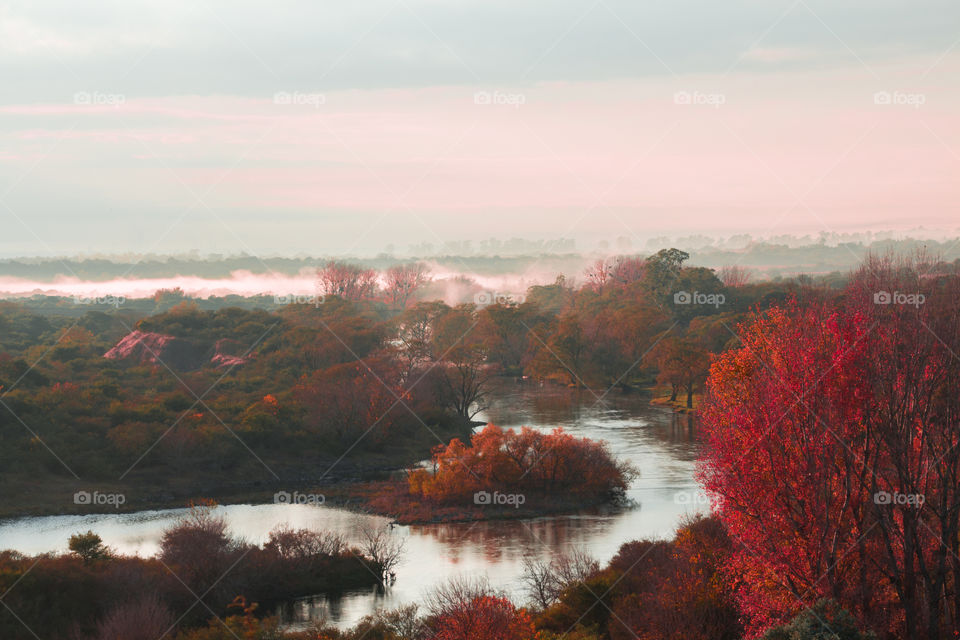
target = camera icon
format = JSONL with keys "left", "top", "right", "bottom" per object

{"left": 673, "top": 291, "right": 692, "bottom": 305}
{"left": 273, "top": 491, "right": 292, "bottom": 504}
{"left": 873, "top": 291, "right": 892, "bottom": 305}
{"left": 474, "top": 91, "right": 492, "bottom": 105}
{"left": 874, "top": 491, "right": 892, "bottom": 505}
{"left": 74, "top": 491, "right": 92, "bottom": 505}
{"left": 873, "top": 91, "right": 892, "bottom": 105}
{"left": 473, "top": 491, "right": 492, "bottom": 505}
{"left": 673, "top": 91, "right": 692, "bottom": 105}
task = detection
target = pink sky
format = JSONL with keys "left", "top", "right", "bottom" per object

{"left": 1, "top": 2, "right": 958, "bottom": 256}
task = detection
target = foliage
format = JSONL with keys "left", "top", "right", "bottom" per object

{"left": 700, "top": 252, "right": 960, "bottom": 639}
{"left": 68, "top": 530, "right": 111, "bottom": 564}
{"left": 761, "top": 601, "right": 876, "bottom": 640}
{"left": 0, "top": 512, "right": 382, "bottom": 639}
{"left": 408, "top": 424, "right": 635, "bottom": 506}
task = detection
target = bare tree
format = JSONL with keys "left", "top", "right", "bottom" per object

{"left": 584, "top": 258, "right": 610, "bottom": 292}
{"left": 717, "top": 264, "right": 751, "bottom": 287}
{"left": 356, "top": 521, "right": 406, "bottom": 584}
{"left": 521, "top": 548, "right": 600, "bottom": 608}
{"left": 317, "top": 261, "right": 378, "bottom": 300}
{"left": 608, "top": 255, "right": 646, "bottom": 287}
{"left": 426, "top": 576, "right": 497, "bottom": 617}
{"left": 91, "top": 595, "right": 175, "bottom": 640}
{"left": 265, "top": 524, "right": 345, "bottom": 560}
{"left": 386, "top": 262, "right": 431, "bottom": 309}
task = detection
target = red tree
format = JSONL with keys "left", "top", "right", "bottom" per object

{"left": 428, "top": 581, "right": 536, "bottom": 640}
{"left": 700, "top": 253, "right": 960, "bottom": 639}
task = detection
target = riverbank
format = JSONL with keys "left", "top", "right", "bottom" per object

{"left": 0, "top": 419, "right": 477, "bottom": 520}
{"left": 0, "top": 473, "right": 374, "bottom": 521}
{"left": 328, "top": 479, "right": 631, "bottom": 525}
{"left": 649, "top": 386, "right": 702, "bottom": 413}
{"left": 0, "top": 390, "right": 699, "bottom": 631}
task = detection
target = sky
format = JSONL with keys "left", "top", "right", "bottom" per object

{"left": 1, "top": 0, "right": 959, "bottom": 258}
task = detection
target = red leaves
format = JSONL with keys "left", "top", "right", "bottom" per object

{"left": 431, "top": 594, "right": 536, "bottom": 640}
{"left": 700, "top": 254, "right": 960, "bottom": 639}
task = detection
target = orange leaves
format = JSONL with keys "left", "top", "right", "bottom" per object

{"left": 408, "top": 424, "right": 633, "bottom": 505}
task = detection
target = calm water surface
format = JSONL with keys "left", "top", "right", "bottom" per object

{"left": 0, "top": 382, "right": 705, "bottom": 629}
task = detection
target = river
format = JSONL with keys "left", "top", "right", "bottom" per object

{"left": 0, "top": 382, "right": 705, "bottom": 629}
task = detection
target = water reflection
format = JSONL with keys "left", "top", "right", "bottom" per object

{"left": 280, "top": 382, "right": 704, "bottom": 630}
{"left": 0, "top": 382, "right": 705, "bottom": 630}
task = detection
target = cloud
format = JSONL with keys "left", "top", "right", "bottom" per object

{"left": 1, "top": 1, "right": 959, "bottom": 257}
{"left": 1, "top": 0, "right": 959, "bottom": 103}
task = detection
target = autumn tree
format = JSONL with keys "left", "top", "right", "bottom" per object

{"left": 653, "top": 337, "right": 710, "bottom": 407}
{"left": 527, "top": 312, "right": 587, "bottom": 386}
{"left": 409, "top": 424, "right": 634, "bottom": 504}
{"left": 536, "top": 516, "right": 740, "bottom": 640}
{"left": 395, "top": 301, "right": 449, "bottom": 374}
{"left": 317, "top": 261, "right": 378, "bottom": 301}
{"left": 429, "top": 305, "right": 491, "bottom": 419}
{"left": 718, "top": 264, "right": 752, "bottom": 288}
{"left": 294, "top": 354, "right": 405, "bottom": 443}
{"left": 477, "top": 302, "right": 537, "bottom": 375}
{"left": 385, "top": 262, "right": 430, "bottom": 309}
{"left": 159, "top": 503, "right": 236, "bottom": 598}
{"left": 427, "top": 579, "right": 537, "bottom": 640}
{"left": 700, "top": 253, "right": 960, "bottom": 639}
{"left": 584, "top": 259, "right": 611, "bottom": 292}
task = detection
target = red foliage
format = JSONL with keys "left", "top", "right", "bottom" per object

{"left": 535, "top": 516, "right": 740, "bottom": 640}
{"left": 700, "top": 253, "right": 960, "bottom": 639}
{"left": 607, "top": 516, "right": 741, "bottom": 640}
{"left": 293, "top": 354, "right": 407, "bottom": 443}
{"left": 431, "top": 594, "right": 536, "bottom": 640}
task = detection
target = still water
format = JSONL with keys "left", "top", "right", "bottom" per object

{"left": 0, "top": 383, "right": 705, "bottom": 628}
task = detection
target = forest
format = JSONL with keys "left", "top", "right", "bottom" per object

{"left": 2, "top": 250, "right": 960, "bottom": 639}
{"left": 0, "top": 248, "right": 792, "bottom": 517}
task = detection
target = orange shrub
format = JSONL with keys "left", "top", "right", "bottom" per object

{"left": 409, "top": 424, "right": 634, "bottom": 504}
